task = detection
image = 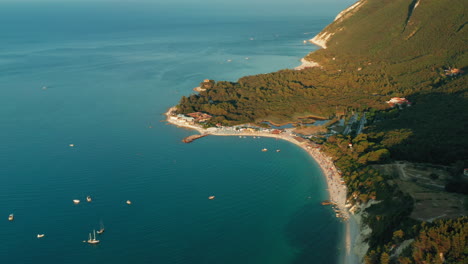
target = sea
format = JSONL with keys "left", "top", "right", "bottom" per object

{"left": 0, "top": 1, "right": 354, "bottom": 263}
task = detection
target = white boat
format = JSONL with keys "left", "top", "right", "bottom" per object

{"left": 96, "top": 221, "right": 105, "bottom": 234}
{"left": 37, "top": 234, "right": 45, "bottom": 238}
{"left": 126, "top": 200, "right": 132, "bottom": 205}
{"left": 8, "top": 214, "right": 14, "bottom": 221}
{"left": 73, "top": 199, "right": 80, "bottom": 204}
{"left": 87, "top": 230, "right": 100, "bottom": 244}
{"left": 261, "top": 148, "right": 268, "bottom": 152}
{"left": 69, "top": 144, "right": 74, "bottom": 147}
{"left": 208, "top": 196, "right": 215, "bottom": 200}
{"left": 276, "top": 149, "right": 281, "bottom": 152}
{"left": 86, "top": 196, "right": 92, "bottom": 202}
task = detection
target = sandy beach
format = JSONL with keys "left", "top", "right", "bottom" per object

{"left": 166, "top": 107, "right": 361, "bottom": 262}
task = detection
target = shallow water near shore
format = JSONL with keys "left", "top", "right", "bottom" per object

{"left": 0, "top": 2, "right": 350, "bottom": 263}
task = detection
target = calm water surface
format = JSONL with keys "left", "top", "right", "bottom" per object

{"left": 0, "top": 2, "right": 349, "bottom": 263}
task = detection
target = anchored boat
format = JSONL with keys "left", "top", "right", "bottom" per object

{"left": 97, "top": 221, "right": 105, "bottom": 234}
{"left": 87, "top": 230, "right": 100, "bottom": 244}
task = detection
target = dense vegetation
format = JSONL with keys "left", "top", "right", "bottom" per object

{"left": 321, "top": 133, "right": 417, "bottom": 257}
{"left": 173, "top": 0, "right": 467, "bottom": 261}
{"left": 398, "top": 217, "right": 468, "bottom": 264}
{"left": 320, "top": 132, "right": 467, "bottom": 263}
{"left": 177, "top": 0, "right": 467, "bottom": 165}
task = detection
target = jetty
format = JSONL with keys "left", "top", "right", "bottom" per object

{"left": 182, "top": 134, "right": 208, "bottom": 143}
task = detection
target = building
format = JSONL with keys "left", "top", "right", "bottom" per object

{"left": 187, "top": 112, "right": 212, "bottom": 122}
{"left": 445, "top": 68, "right": 464, "bottom": 76}
{"left": 386, "top": 97, "right": 411, "bottom": 107}
{"left": 176, "top": 114, "right": 195, "bottom": 124}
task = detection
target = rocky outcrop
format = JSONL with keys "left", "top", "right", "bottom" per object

{"left": 334, "top": 0, "right": 364, "bottom": 22}
{"left": 294, "top": 58, "right": 321, "bottom": 70}
{"left": 309, "top": 0, "right": 364, "bottom": 49}
{"left": 309, "top": 32, "right": 334, "bottom": 49}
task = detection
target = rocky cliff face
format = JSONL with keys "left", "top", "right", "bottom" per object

{"left": 309, "top": 0, "right": 364, "bottom": 49}
{"left": 306, "top": 0, "right": 466, "bottom": 70}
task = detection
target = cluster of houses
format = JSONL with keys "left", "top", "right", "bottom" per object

{"left": 444, "top": 68, "right": 463, "bottom": 77}
{"left": 186, "top": 112, "right": 212, "bottom": 123}
{"left": 386, "top": 97, "right": 411, "bottom": 107}
{"left": 169, "top": 114, "right": 196, "bottom": 125}
{"left": 169, "top": 112, "right": 213, "bottom": 126}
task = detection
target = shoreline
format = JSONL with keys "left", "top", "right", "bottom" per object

{"left": 165, "top": 107, "right": 358, "bottom": 262}
{"left": 165, "top": 107, "right": 349, "bottom": 218}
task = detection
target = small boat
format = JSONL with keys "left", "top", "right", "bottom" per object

{"left": 37, "top": 234, "right": 45, "bottom": 238}
{"left": 96, "top": 221, "right": 105, "bottom": 235}
{"left": 8, "top": 214, "right": 14, "bottom": 221}
{"left": 69, "top": 144, "right": 74, "bottom": 147}
{"left": 126, "top": 200, "right": 132, "bottom": 205}
{"left": 86, "top": 196, "right": 92, "bottom": 202}
{"left": 208, "top": 196, "right": 215, "bottom": 200}
{"left": 87, "top": 230, "right": 100, "bottom": 244}
{"left": 261, "top": 148, "right": 268, "bottom": 152}
{"left": 73, "top": 199, "right": 80, "bottom": 204}
{"left": 276, "top": 149, "right": 281, "bottom": 152}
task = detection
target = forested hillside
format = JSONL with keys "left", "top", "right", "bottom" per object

{"left": 174, "top": 1, "right": 467, "bottom": 262}
{"left": 177, "top": 0, "right": 467, "bottom": 165}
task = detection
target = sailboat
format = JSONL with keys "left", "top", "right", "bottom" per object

{"left": 87, "top": 230, "right": 100, "bottom": 244}
{"left": 96, "top": 221, "right": 105, "bottom": 234}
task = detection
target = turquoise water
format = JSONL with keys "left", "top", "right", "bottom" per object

{"left": 0, "top": 2, "right": 348, "bottom": 264}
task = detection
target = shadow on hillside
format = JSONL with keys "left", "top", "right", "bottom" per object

{"left": 372, "top": 89, "right": 468, "bottom": 165}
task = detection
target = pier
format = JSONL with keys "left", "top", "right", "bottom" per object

{"left": 182, "top": 134, "right": 208, "bottom": 143}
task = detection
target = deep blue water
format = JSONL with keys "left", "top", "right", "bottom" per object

{"left": 0, "top": 2, "right": 352, "bottom": 263}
